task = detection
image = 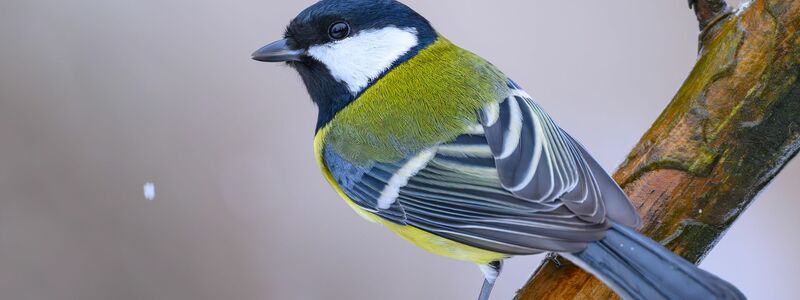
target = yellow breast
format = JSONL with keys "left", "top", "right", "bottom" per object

{"left": 313, "top": 126, "right": 507, "bottom": 265}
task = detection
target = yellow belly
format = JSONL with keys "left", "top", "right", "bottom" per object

{"left": 314, "top": 127, "right": 507, "bottom": 265}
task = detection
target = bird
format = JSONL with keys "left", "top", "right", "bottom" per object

{"left": 252, "top": 1, "right": 745, "bottom": 299}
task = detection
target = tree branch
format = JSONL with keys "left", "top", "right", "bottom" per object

{"left": 516, "top": 1, "right": 800, "bottom": 299}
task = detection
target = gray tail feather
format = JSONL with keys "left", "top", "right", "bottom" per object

{"left": 563, "top": 223, "right": 746, "bottom": 300}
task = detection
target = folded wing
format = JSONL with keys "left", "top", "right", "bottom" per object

{"left": 323, "top": 80, "right": 640, "bottom": 255}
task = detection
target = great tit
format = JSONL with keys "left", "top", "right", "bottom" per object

{"left": 253, "top": 1, "right": 745, "bottom": 299}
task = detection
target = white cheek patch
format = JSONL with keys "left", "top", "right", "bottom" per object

{"left": 307, "top": 27, "right": 419, "bottom": 94}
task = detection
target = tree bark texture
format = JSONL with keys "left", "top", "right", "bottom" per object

{"left": 516, "top": 1, "right": 800, "bottom": 299}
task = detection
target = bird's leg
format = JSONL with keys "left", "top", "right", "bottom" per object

{"left": 545, "top": 252, "right": 562, "bottom": 268}
{"left": 477, "top": 260, "right": 503, "bottom": 300}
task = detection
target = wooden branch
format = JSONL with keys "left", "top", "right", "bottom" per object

{"left": 516, "top": 1, "right": 800, "bottom": 299}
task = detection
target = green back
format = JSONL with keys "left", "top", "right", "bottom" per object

{"left": 323, "top": 37, "right": 509, "bottom": 165}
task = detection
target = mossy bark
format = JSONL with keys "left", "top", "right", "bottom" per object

{"left": 516, "top": 1, "right": 800, "bottom": 299}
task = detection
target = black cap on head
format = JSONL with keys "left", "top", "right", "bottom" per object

{"left": 284, "top": 0, "right": 436, "bottom": 51}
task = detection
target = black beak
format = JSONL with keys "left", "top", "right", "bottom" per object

{"left": 252, "top": 39, "right": 305, "bottom": 62}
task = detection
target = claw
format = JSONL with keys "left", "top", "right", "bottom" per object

{"left": 546, "top": 252, "right": 562, "bottom": 268}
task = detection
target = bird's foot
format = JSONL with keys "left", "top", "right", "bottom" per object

{"left": 546, "top": 252, "right": 562, "bottom": 268}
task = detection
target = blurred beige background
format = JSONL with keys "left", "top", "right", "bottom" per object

{"left": 1, "top": 0, "right": 797, "bottom": 299}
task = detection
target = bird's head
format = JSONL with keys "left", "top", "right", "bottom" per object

{"left": 253, "top": 0, "right": 438, "bottom": 128}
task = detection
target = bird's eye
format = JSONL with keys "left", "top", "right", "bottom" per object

{"left": 328, "top": 21, "right": 350, "bottom": 40}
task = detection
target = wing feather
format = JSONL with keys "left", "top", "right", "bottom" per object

{"left": 322, "top": 79, "right": 640, "bottom": 255}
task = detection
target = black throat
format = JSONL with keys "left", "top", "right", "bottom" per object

{"left": 291, "top": 59, "right": 353, "bottom": 132}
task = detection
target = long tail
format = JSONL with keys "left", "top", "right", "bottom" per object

{"left": 563, "top": 223, "right": 745, "bottom": 300}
